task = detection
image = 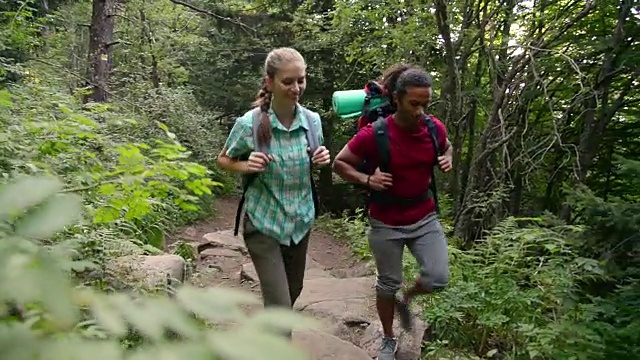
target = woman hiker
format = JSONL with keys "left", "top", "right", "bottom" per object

{"left": 332, "top": 64, "right": 453, "bottom": 360}
{"left": 217, "top": 47, "right": 331, "bottom": 337}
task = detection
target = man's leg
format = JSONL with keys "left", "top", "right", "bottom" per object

{"left": 281, "top": 231, "right": 310, "bottom": 307}
{"left": 396, "top": 215, "right": 449, "bottom": 330}
{"left": 369, "top": 229, "right": 405, "bottom": 360}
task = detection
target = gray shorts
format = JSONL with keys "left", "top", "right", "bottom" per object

{"left": 368, "top": 213, "right": 449, "bottom": 298}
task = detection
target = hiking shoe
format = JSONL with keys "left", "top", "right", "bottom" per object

{"left": 395, "top": 293, "right": 414, "bottom": 331}
{"left": 377, "top": 336, "right": 398, "bottom": 360}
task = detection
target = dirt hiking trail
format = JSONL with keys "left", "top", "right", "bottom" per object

{"left": 168, "top": 195, "right": 429, "bottom": 360}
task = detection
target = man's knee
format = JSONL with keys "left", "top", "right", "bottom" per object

{"left": 419, "top": 270, "right": 449, "bottom": 292}
{"left": 375, "top": 274, "right": 402, "bottom": 299}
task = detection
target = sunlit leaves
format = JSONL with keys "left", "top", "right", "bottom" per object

{"left": 2, "top": 77, "right": 224, "bottom": 256}
{"left": 91, "top": 136, "right": 222, "bottom": 227}
{"left": 0, "top": 176, "right": 82, "bottom": 328}
{"left": 0, "top": 175, "right": 315, "bottom": 360}
{"left": 0, "top": 175, "right": 66, "bottom": 219}
{"left": 0, "top": 89, "right": 12, "bottom": 107}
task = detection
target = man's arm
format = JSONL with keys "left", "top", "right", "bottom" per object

{"left": 436, "top": 138, "right": 454, "bottom": 173}
{"left": 443, "top": 139, "right": 453, "bottom": 157}
{"left": 332, "top": 146, "right": 369, "bottom": 186}
{"left": 332, "top": 125, "right": 375, "bottom": 185}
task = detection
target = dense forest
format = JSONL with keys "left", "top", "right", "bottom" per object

{"left": 1, "top": 0, "right": 638, "bottom": 359}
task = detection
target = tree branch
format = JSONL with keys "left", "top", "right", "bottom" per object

{"left": 62, "top": 180, "right": 119, "bottom": 193}
{"left": 476, "top": 123, "right": 518, "bottom": 168}
{"left": 169, "top": 0, "right": 256, "bottom": 34}
{"left": 506, "top": 1, "right": 596, "bottom": 85}
{"left": 106, "top": 40, "right": 130, "bottom": 47}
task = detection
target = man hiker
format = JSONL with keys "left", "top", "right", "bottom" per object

{"left": 332, "top": 64, "right": 453, "bottom": 360}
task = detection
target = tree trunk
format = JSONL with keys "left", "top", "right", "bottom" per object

{"left": 453, "top": 0, "right": 517, "bottom": 243}
{"left": 139, "top": 6, "right": 160, "bottom": 88}
{"left": 560, "top": 0, "right": 633, "bottom": 220}
{"left": 86, "top": 0, "right": 117, "bottom": 103}
{"left": 454, "top": 0, "right": 595, "bottom": 242}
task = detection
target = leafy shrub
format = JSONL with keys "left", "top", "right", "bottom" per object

{"left": 1, "top": 81, "right": 221, "bottom": 241}
{"left": 323, "top": 201, "right": 639, "bottom": 359}
{"left": 418, "top": 217, "right": 608, "bottom": 359}
{"left": 316, "top": 207, "right": 371, "bottom": 260}
{"left": 0, "top": 174, "right": 317, "bottom": 359}
{"left": 0, "top": 76, "right": 231, "bottom": 290}
{"left": 126, "top": 86, "right": 238, "bottom": 191}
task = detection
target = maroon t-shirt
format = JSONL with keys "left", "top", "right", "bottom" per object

{"left": 347, "top": 114, "right": 448, "bottom": 226}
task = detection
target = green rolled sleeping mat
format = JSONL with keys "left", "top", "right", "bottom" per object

{"left": 332, "top": 89, "right": 387, "bottom": 119}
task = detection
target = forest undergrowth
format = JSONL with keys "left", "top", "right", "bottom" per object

{"left": 318, "top": 184, "right": 640, "bottom": 359}
{"left": 0, "top": 67, "right": 317, "bottom": 359}
{"left": 2, "top": 0, "right": 639, "bottom": 359}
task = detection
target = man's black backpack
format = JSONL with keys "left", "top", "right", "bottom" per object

{"left": 354, "top": 81, "right": 442, "bottom": 212}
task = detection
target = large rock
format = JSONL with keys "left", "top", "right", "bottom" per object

{"left": 108, "top": 254, "right": 186, "bottom": 290}
{"left": 293, "top": 329, "right": 371, "bottom": 360}
{"left": 294, "top": 276, "right": 376, "bottom": 324}
{"left": 202, "top": 230, "right": 247, "bottom": 254}
{"left": 359, "top": 319, "right": 429, "bottom": 360}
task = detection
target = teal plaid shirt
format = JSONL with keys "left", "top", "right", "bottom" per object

{"left": 224, "top": 104, "right": 324, "bottom": 246}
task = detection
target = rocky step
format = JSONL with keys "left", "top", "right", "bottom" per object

{"left": 293, "top": 329, "right": 371, "bottom": 360}
{"left": 198, "top": 230, "right": 374, "bottom": 279}
{"left": 200, "top": 229, "right": 248, "bottom": 254}
{"left": 106, "top": 254, "right": 187, "bottom": 290}
{"left": 196, "top": 230, "right": 429, "bottom": 360}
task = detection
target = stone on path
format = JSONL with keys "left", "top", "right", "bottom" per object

{"left": 240, "top": 262, "right": 259, "bottom": 282}
{"left": 305, "top": 267, "right": 333, "bottom": 280}
{"left": 183, "top": 226, "right": 197, "bottom": 238}
{"left": 293, "top": 329, "right": 372, "bottom": 360}
{"left": 239, "top": 257, "right": 333, "bottom": 284}
{"left": 200, "top": 247, "right": 242, "bottom": 259}
{"left": 294, "top": 276, "right": 376, "bottom": 324}
{"left": 202, "top": 230, "right": 247, "bottom": 254}
{"left": 108, "top": 254, "right": 186, "bottom": 290}
{"left": 359, "top": 319, "right": 429, "bottom": 360}
{"left": 194, "top": 224, "right": 429, "bottom": 359}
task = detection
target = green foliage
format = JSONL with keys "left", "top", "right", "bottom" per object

{"left": 1, "top": 80, "right": 223, "bottom": 252}
{"left": 41, "top": 0, "right": 237, "bottom": 190}
{"left": 129, "top": 87, "right": 237, "bottom": 189}
{"left": 171, "top": 240, "right": 197, "bottom": 262}
{"left": 326, "top": 200, "right": 639, "bottom": 359}
{"left": 3, "top": 0, "right": 638, "bottom": 358}
{"left": 0, "top": 0, "right": 43, "bottom": 82}
{"left": 419, "top": 218, "right": 608, "bottom": 359}
{"left": 0, "top": 174, "right": 317, "bottom": 360}
{"left": 316, "top": 207, "right": 371, "bottom": 261}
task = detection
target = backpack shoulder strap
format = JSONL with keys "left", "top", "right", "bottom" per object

{"left": 299, "top": 106, "right": 320, "bottom": 219}
{"left": 368, "top": 116, "right": 392, "bottom": 205}
{"left": 423, "top": 114, "right": 441, "bottom": 213}
{"left": 300, "top": 106, "right": 320, "bottom": 152}
{"left": 251, "top": 107, "right": 270, "bottom": 153}
{"left": 423, "top": 115, "right": 441, "bottom": 157}
{"left": 234, "top": 108, "right": 268, "bottom": 236}
{"left": 372, "top": 116, "right": 390, "bottom": 173}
